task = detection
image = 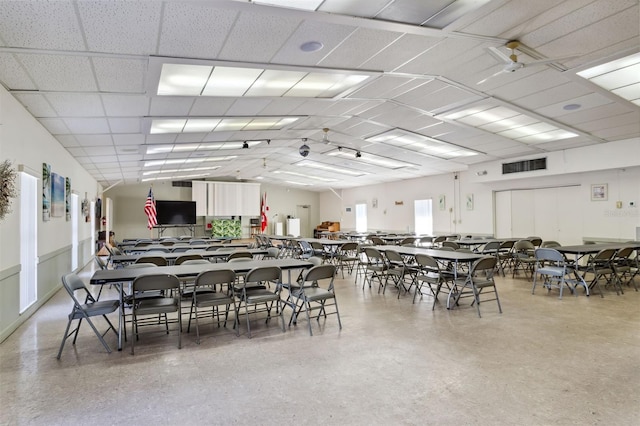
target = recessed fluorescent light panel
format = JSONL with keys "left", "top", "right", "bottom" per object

{"left": 296, "top": 160, "right": 368, "bottom": 177}
{"left": 249, "top": 0, "right": 323, "bottom": 11}
{"left": 577, "top": 52, "right": 640, "bottom": 106}
{"left": 366, "top": 129, "right": 479, "bottom": 159}
{"left": 441, "top": 104, "right": 578, "bottom": 143}
{"left": 143, "top": 156, "right": 236, "bottom": 168}
{"left": 272, "top": 170, "right": 338, "bottom": 182}
{"left": 326, "top": 149, "right": 417, "bottom": 169}
{"left": 142, "top": 173, "right": 210, "bottom": 182}
{"left": 158, "top": 64, "right": 371, "bottom": 98}
{"left": 149, "top": 117, "right": 300, "bottom": 134}
{"left": 146, "top": 141, "right": 262, "bottom": 155}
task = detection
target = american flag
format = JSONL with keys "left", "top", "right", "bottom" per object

{"left": 144, "top": 188, "right": 157, "bottom": 230}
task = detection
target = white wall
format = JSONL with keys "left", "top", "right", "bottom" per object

{"left": 0, "top": 86, "right": 101, "bottom": 341}
{"left": 105, "top": 181, "right": 320, "bottom": 239}
{"left": 319, "top": 138, "right": 640, "bottom": 241}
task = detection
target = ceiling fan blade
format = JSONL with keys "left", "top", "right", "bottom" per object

{"left": 477, "top": 69, "right": 505, "bottom": 85}
{"left": 486, "top": 46, "right": 512, "bottom": 64}
{"left": 525, "top": 55, "right": 580, "bottom": 67}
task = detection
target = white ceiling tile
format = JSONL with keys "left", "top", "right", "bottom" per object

{"left": 46, "top": 93, "right": 104, "bottom": 117}
{"left": 65, "top": 147, "right": 87, "bottom": 157}
{"left": 319, "top": 27, "right": 402, "bottom": 69}
{"left": 77, "top": 1, "right": 162, "bottom": 55}
{"left": 0, "top": 53, "right": 37, "bottom": 90}
{"left": 55, "top": 135, "right": 79, "bottom": 147}
{"left": 74, "top": 135, "right": 114, "bottom": 146}
{"left": 352, "top": 75, "right": 422, "bottom": 99}
{"left": 318, "top": 0, "right": 390, "bottom": 17}
{"left": 374, "top": 0, "right": 454, "bottom": 25}
{"left": 259, "top": 98, "right": 308, "bottom": 116}
{"left": 226, "top": 98, "right": 273, "bottom": 116}
{"left": 397, "top": 37, "right": 485, "bottom": 75}
{"left": 112, "top": 134, "right": 145, "bottom": 145}
{"left": 0, "top": 1, "right": 85, "bottom": 50}
{"left": 38, "top": 118, "right": 70, "bottom": 135}
{"left": 534, "top": 92, "right": 613, "bottom": 118}
{"left": 83, "top": 146, "right": 117, "bottom": 156}
{"left": 108, "top": 118, "right": 141, "bottom": 133}
{"left": 515, "top": 82, "right": 592, "bottom": 110}
{"left": 591, "top": 122, "right": 640, "bottom": 140}
{"left": 149, "top": 97, "right": 195, "bottom": 116}
{"left": 158, "top": 3, "right": 238, "bottom": 58}
{"left": 102, "top": 95, "right": 149, "bottom": 117}
{"left": 218, "top": 10, "right": 301, "bottom": 62}
{"left": 190, "top": 98, "right": 236, "bottom": 116}
{"left": 271, "top": 19, "right": 356, "bottom": 67}
{"left": 63, "top": 118, "right": 111, "bottom": 134}
{"left": 92, "top": 58, "right": 146, "bottom": 93}
{"left": 16, "top": 54, "right": 97, "bottom": 91}
{"left": 13, "top": 93, "right": 57, "bottom": 117}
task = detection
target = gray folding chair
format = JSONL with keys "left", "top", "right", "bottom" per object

{"left": 450, "top": 256, "right": 502, "bottom": 317}
{"left": 235, "top": 266, "right": 284, "bottom": 338}
{"left": 288, "top": 264, "right": 341, "bottom": 336}
{"left": 533, "top": 248, "right": 590, "bottom": 299}
{"left": 187, "top": 269, "right": 238, "bottom": 344}
{"left": 130, "top": 273, "right": 182, "bottom": 354}
{"left": 413, "top": 254, "right": 453, "bottom": 309}
{"left": 57, "top": 273, "right": 119, "bottom": 359}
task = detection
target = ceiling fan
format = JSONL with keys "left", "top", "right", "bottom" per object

{"left": 477, "top": 40, "right": 577, "bottom": 84}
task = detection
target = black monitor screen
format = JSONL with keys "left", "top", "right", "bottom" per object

{"left": 155, "top": 201, "right": 196, "bottom": 225}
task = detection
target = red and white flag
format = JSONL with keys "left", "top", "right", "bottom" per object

{"left": 260, "top": 192, "right": 268, "bottom": 233}
{"left": 144, "top": 187, "right": 157, "bottom": 230}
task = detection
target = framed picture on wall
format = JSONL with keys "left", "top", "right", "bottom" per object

{"left": 438, "top": 195, "right": 446, "bottom": 210}
{"left": 591, "top": 184, "right": 607, "bottom": 201}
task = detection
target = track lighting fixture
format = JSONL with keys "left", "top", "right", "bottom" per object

{"left": 355, "top": 151, "right": 362, "bottom": 158}
{"left": 242, "top": 141, "right": 249, "bottom": 149}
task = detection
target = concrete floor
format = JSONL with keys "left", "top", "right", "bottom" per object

{"left": 1, "top": 262, "right": 639, "bottom": 425}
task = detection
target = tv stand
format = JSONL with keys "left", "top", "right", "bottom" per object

{"left": 154, "top": 224, "right": 195, "bottom": 237}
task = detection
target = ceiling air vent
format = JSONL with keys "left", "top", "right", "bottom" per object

{"left": 502, "top": 157, "right": 547, "bottom": 175}
{"left": 172, "top": 181, "right": 192, "bottom": 187}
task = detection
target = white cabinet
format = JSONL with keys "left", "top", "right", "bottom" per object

{"left": 286, "top": 218, "right": 300, "bottom": 237}
{"left": 192, "top": 181, "right": 260, "bottom": 216}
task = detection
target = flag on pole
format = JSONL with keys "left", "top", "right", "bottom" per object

{"left": 260, "top": 192, "right": 268, "bottom": 233}
{"left": 144, "top": 187, "right": 157, "bottom": 230}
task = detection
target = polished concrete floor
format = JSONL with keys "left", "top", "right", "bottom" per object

{"left": 1, "top": 262, "right": 639, "bottom": 425}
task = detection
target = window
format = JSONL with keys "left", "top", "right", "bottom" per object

{"left": 20, "top": 172, "right": 38, "bottom": 313}
{"left": 414, "top": 199, "right": 433, "bottom": 235}
{"left": 355, "top": 203, "right": 367, "bottom": 233}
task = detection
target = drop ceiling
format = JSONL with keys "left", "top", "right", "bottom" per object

{"left": 0, "top": 0, "right": 638, "bottom": 190}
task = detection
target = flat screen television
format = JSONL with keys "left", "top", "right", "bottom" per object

{"left": 155, "top": 200, "right": 196, "bottom": 225}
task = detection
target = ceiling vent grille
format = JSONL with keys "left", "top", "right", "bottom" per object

{"left": 172, "top": 181, "right": 192, "bottom": 187}
{"left": 502, "top": 158, "right": 547, "bottom": 175}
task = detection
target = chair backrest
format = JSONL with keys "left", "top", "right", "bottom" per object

{"left": 135, "top": 256, "right": 167, "bottom": 266}
{"left": 364, "top": 247, "right": 384, "bottom": 262}
{"left": 541, "top": 240, "right": 561, "bottom": 248}
{"left": 301, "top": 264, "right": 336, "bottom": 284}
{"left": 340, "top": 242, "right": 358, "bottom": 252}
{"left": 132, "top": 273, "right": 180, "bottom": 293}
{"left": 134, "top": 241, "right": 152, "bottom": 247}
{"left": 189, "top": 239, "right": 207, "bottom": 245}
{"left": 442, "top": 241, "right": 460, "bottom": 249}
{"left": 415, "top": 253, "right": 439, "bottom": 271}
{"left": 514, "top": 240, "right": 535, "bottom": 252}
{"left": 180, "top": 259, "right": 211, "bottom": 265}
{"left": 534, "top": 248, "right": 565, "bottom": 263}
{"left": 160, "top": 240, "right": 175, "bottom": 246}
{"left": 481, "top": 241, "right": 501, "bottom": 252}
{"left": 470, "top": 256, "right": 497, "bottom": 275}
{"left": 433, "top": 236, "right": 446, "bottom": 244}
{"left": 528, "top": 237, "right": 542, "bottom": 247}
{"left": 299, "top": 240, "right": 313, "bottom": 253}
{"left": 400, "top": 237, "right": 416, "bottom": 245}
{"left": 175, "top": 254, "right": 204, "bottom": 265}
{"left": 592, "top": 248, "right": 617, "bottom": 262}
{"left": 369, "top": 236, "right": 385, "bottom": 245}
{"left": 615, "top": 246, "right": 634, "bottom": 260}
{"left": 266, "top": 247, "right": 281, "bottom": 258}
{"left": 195, "top": 269, "right": 236, "bottom": 289}
{"left": 438, "top": 246, "right": 454, "bottom": 251}
{"left": 206, "top": 244, "right": 224, "bottom": 251}
{"left": 125, "top": 262, "right": 159, "bottom": 269}
{"left": 146, "top": 248, "right": 171, "bottom": 253}
{"left": 384, "top": 249, "right": 404, "bottom": 263}
{"left": 499, "top": 240, "right": 515, "bottom": 250}
{"left": 419, "top": 236, "right": 433, "bottom": 244}
{"left": 61, "top": 273, "right": 91, "bottom": 302}
{"left": 227, "top": 251, "right": 254, "bottom": 261}
{"left": 310, "top": 241, "right": 325, "bottom": 250}
{"left": 244, "top": 266, "right": 281, "bottom": 285}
